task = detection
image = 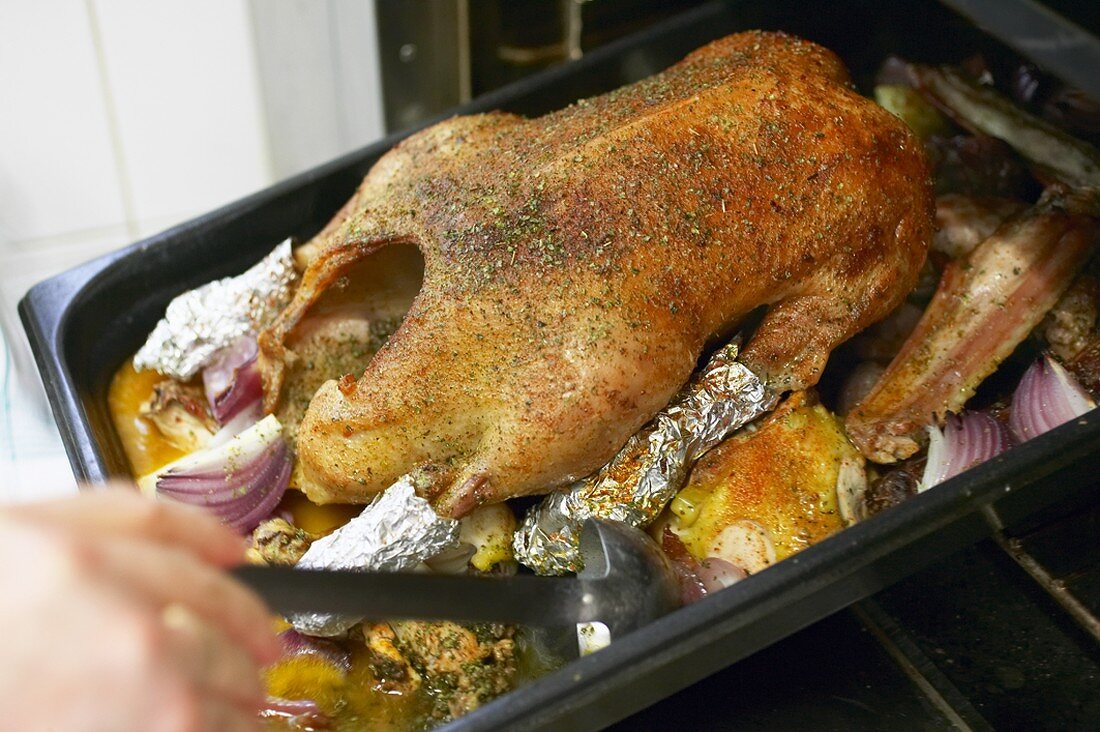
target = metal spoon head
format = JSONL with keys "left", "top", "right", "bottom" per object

{"left": 577, "top": 518, "right": 681, "bottom": 638}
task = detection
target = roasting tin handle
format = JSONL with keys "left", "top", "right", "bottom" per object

{"left": 938, "top": 0, "right": 1100, "bottom": 101}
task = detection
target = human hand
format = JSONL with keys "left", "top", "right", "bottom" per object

{"left": 0, "top": 488, "right": 281, "bottom": 731}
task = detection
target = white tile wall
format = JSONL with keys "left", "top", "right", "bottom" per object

{"left": 1, "top": 0, "right": 385, "bottom": 273}
{"left": 0, "top": 326, "right": 78, "bottom": 503}
{"left": 0, "top": 0, "right": 127, "bottom": 243}
{"left": 0, "top": 0, "right": 384, "bottom": 490}
{"left": 249, "top": 0, "right": 386, "bottom": 178}
{"left": 91, "top": 0, "right": 273, "bottom": 224}
{"left": 0, "top": 0, "right": 277, "bottom": 259}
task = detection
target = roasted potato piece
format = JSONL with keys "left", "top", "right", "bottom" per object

{"left": 875, "top": 84, "right": 952, "bottom": 140}
{"left": 664, "top": 391, "right": 865, "bottom": 573}
{"left": 247, "top": 518, "right": 318, "bottom": 566}
{"left": 459, "top": 504, "right": 517, "bottom": 572}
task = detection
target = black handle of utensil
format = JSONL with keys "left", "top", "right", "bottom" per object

{"left": 232, "top": 565, "right": 605, "bottom": 626}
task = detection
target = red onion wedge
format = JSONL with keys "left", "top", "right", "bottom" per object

{"left": 660, "top": 528, "right": 745, "bottom": 605}
{"left": 1010, "top": 354, "right": 1096, "bottom": 443}
{"left": 144, "top": 415, "right": 291, "bottom": 533}
{"left": 920, "top": 411, "right": 1012, "bottom": 491}
{"left": 203, "top": 336, "right": 263, "bottom": 424}
{"left": 259, "top": 696, "right": 331, "bottom": 730}
{"left": 661, "top": 528, "right": 706, "bottom": 604}
{"left": 278, "top": 629, "right": 352, "bottom": 672}
{"left": 697, "top": 557, "right": 746, "bottom": 591}
{"left": 205, "top": 400, "right": 263, "bottom": 448}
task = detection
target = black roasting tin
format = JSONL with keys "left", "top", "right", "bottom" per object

{"left": 20, "top": 1, "right": 1100, "bottom": 729}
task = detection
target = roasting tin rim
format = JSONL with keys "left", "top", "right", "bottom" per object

{"left": 18, "top": 1, "right": 1100, "bottom": 730}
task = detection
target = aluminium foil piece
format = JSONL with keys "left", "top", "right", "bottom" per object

{"left": 133, "top": 239, "right": 298, "bottom": 380}
{"left": 513, "top": 340, "right": 777, "bottom": 575}
{"left": 289, "top": 477, "right": 460, "bottom": 637}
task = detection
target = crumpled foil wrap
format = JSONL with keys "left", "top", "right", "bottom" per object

{"left": 513, "top": 340, "right": 777, "bottom": 575}
{"left": 290, "top": 478, "right": 460, "bottom": 637}
{"left": 133, "top": 239, "right": 298, "bottom": 380}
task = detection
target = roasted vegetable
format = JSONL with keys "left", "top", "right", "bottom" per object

{"left": 847, "top": 189, "right": 1100, "bottom": 463}
{"left": 660, "top": 528, "right": 744, "bottom": 605}
{"left": 139, "top": 379, "right": 217, "bottom": 453}
{"left": 1010, "top": 354, "right": 1096, "bottom": 442}
{"left": 1070, "top": 339, "right": 1100, "bottom": 398}
{"left": 920, "top": 411, "right": 1012, "bottom": 490}
{"left": 912, "top": 64, "right": 1100, "bottom": 188}
{"left": 864, "top": 462, "right": 921, "bottom": 516}
{"left": 663, "top": 391, "right": 866, "bottom": 573}
{"left": 248, "top": 518, "right": 318, "bottom": 566}
{"left": 458, "top": 504, "right": 517, "bottom": 572}
{"left": 923, "top": 134, "right": 1031, "bottom": 197}
{"left": 874, "top": 84, "right": 952, "bottom": 140}
{"left": 933, "top": 194, "right": 1026, "bottom": 260}
{"left": 1041, "top": 275, "right": 1099, "bottom": 362}
{"left": 849, "top": 302, "right": 925, "bottom": 364}
{"left": 203, "top": 335, "right": 263, "bottom": 424}
{"left": 140, "top": 415, "right": 292, "bottom": 532}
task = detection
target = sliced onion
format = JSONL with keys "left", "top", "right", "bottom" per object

{"left": 697, "top": 557, "right": 746, "bottom": 591}
{"left": 661, "top": 528, "right": 706, "bottom": 605}
{"left": 202, "top": 336, "right": 263, "bottom": 424}
{"left": 920, "top": 411, "right": 1012, "bottom": 491}
{"left": 153, "top": 415, "right": 291, "bottom": 532}
{"left": 1009, "top": 354, "right": 1097, "bottom": 443}
{"left": 202, "top": 336, "right": 256, "bottom": 402}
{"left": 206, "top": 400, "right": 263, "bottom": 448}
{"left": 424, "top": 542, "right": 477, "bottom": 574}
{"left": 660, "top": 528, "right": 746, "bottom": 604}
{"left": 278, "top": 629, "right": 351, "bottom": 672}
{"left": 259, "top": 696, "right": 331, "bottom": 729}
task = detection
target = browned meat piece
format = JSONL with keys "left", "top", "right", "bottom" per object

{"left": 260, "top": 31, "right": 932, "bottom": 514}
{"left": 246, "top": 518, "right": 317, "bottom": 566}
{"left": 1041, "top": 274, "right": 1099, "bottom": 362}
{"left": 364, "top": 621, "right": 516, "bottom": 721}
{"left": 933, "top": 194, "right": 1026, "bottom": 259}
{"left": 1070, "top": 340, "right": 1100, "bottom": 398}
{"left": 846, "top": 189, "right": 1100, "bottom": 463}
{"left": 924, "top": 134, "right": 1031, "bottom": 198}
{"left": 139, "top": 379, "right": 217, "bottom": 452}
{"left": 362, "top": 622, "right": 422, "bottom": 695}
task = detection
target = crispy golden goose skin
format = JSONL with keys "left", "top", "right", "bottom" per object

{"left": 260, "top": 31, "right": 932, "bottom": 515}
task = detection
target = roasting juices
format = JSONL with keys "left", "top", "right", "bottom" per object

{"left": 109, "top": 358, "right": 547, "bottom": 730}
